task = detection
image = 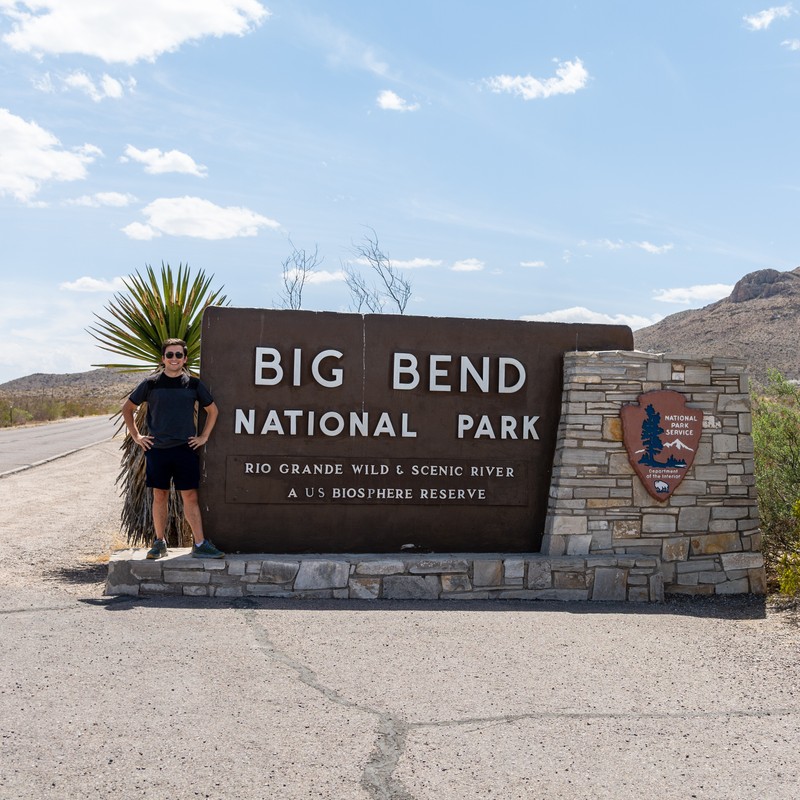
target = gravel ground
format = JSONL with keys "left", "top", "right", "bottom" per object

{"left": 0, "top": 439, "right": 124, "bottom": 595}
{"left": 1, "top": 442, "right": 799, "bottom": 800}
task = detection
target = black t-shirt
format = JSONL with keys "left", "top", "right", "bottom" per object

{"left": 128, "top": 372, "right": 214, "bottom": 449}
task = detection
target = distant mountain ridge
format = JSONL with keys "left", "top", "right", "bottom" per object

{"left": 635, "top": 267, "right": 800, "bottom": 384}
{"left": 0, "top": 368, "right": 136, "bottom": 406}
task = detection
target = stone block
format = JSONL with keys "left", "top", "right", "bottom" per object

{"left": 104, "top": 582, "right": 139, "bottom": 597}
{"left": 201, "top": 560, "right": 227, "bottom": 571}
{"left": 383, "top": 575, "right": 440, "bottom": 600}
{"left": 213, "top": 586, "right": 244, "bottom": 598}
{"left": 602, "top": 418, "right": 623, "bottom": 441}
{"left": 409, "top": 558, "right": 469, "bottom": 574}
{"left": 647, "top": 361, "right": 672, "bottom": 382}
{"left": 227, "top": 560, "right": 246, "bottom": 576}
{"left": 628, "top": 587, "right": 650, "bottom": 602}
{"left": 355, "top": 559, "right": 405, "bottom": 575}
{"left": 661, "top": 537, "right": 689, "bottom": 561}
{"left": 613, "top": 520, "right": 640, "bottom": 539}
{"left": 695, "top": 465, "right": 728, "bottom": 481}
{"left": 560, "top": 449, "right": 607, "bottom": 466}
{"left": 504, "top": 559, "right": 525, "bottom": 581}
{"left": 650, "top": 574, "right": 665, "bottom": 602}
{"left": 713, "top": 434, "right": 738, "bottom": 454}
{"left": 697, "top": 571, "right": 727, "bottom": 584}
{"left": 183, "top": 585, "right": 209, "bottom": 596}
{"left": 246, "top": 585, "right": 293, "bottom": 597}
{"left": 527, "top": 559, "right": 552, "bottom": 589}
{"left": 748, "top": 568, "right": 767, "bottom": 594}
{"left": 130, "top": 561, "right": 164, "bottom": 580}
{"left": 540, "top": 534, "right": 566, "bottom": 556}
{"left": 717, "top": 395, "right": 749, "bottom": 413}
{"left": 259, "top": 560, "right": 300, "bottom": 584}
{"left": 566, "top": 534, "right": 593, "bottom": 555}
{"left": 642, "top": 514, "right": 677, "bottom": 534}
{"left": 349, "top": 577, "right": 381, "bottom": 599}
{"left": 294, "top": 560, "right": 350, "bottom": 590}
{"left": 441, "top": 574, "right": 472, "bottom": 593}
{"left": 608, "top": 453, "right": 634, "bottom": 475}
{"left": 473, "top": 560, "right": 503, "bottom": 586}
{"left": 715, "top": 578, "right": 750, "bottom": 594}
{"left": 139, "top": 582, "right": 180, "bottom": 595}
{"left": 163, "top": 570, "right": 210, "bottom": 584}
{"left": 678, "top": 506, "right": 711, "bottom": 532}
{"left": 548, "top": 516, "right": 588, "bottom": 536}
{"left": 720, "top": 552, "right": 764, "bottom": 571}
{"left": 666, "top": 583, "right": 715, "bottom": 595}
{"left": 591, "top": 568, "right": 628, "bottom": 601}
{"left": 690, "top": 533, "right": 742, "bottom": 556}
{"left": 554, "top": 571, "right": 586, "bottom": 590}
{"left": 677, "top": 559, "right": 717, "bottom": 573}
{"left": 684, "top": 365, "right": 711, "bottom": 384}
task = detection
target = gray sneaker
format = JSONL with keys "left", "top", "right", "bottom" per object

{"left": 146, "top": 538, "right": 168, "bottom": 559}
{"left": 191, "top": 539, "right": 225, "bottom": 559}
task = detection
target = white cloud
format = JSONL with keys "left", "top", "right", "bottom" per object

{"left": 391, "top": 257, "right": 440, "bottom": 269}
{"left": 122, "top": 221, "right": 158, "bottom": 240}
{"left": 63, "top": 70, "right": 126, "bottom": 101}
{"left": 122, "top": 196, "right": 280, "bottom": 240}
{"left": 782, "top": 38, "right": 800, "bottom": 48}
{"left": 377, "top": 89, "right": 419, "bottom": 112}
{"left": 33, "top": 70, "right": 136, "bottom": 100}
{"left": 59, "top": 276, "right": 126, "bottom": 292}
{"left": 636, "top": 241, "right": 674, "bottom": 255}
{"left": 0, "top": 0, "right": 269, "bottom": 64}
{"left": 0, "top": 108, "right": 99, "bottom": 202}
{"left": 451, "top": 258, "right": 485, "bottom": 272}
{"left": 485, "top": 58, "right": 588, "bottom": 101}
{"left": 580, "top": 238, "right": 673, "bottom": 254}
{"left": 122, "top": 145, "right": 207, "bottom": 177}
{"left": 744, "top": 5, "right": 794, "bottom": 30}
{"left": 285, "top": 268, "right": 345, "bottom": 284}
{"left": 652, "top": 283, "right": 733, "bottom": 304}
{"left": 520, "top": 260, "right": 546, "bottom": 268}
{"left": 66, "top": 191, "right": 137, "bottom": 207}
{"left": 521, "top": 306, "right": 662, "bottom": 330}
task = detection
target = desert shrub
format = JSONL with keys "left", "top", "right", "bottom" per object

{"left": 751, "top": 370, "right": 800, "bottom": 593}
{"left": 0, "top": 395, "right": 114, "bottom": 427}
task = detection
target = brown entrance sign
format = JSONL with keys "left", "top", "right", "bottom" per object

{"left": 199, "top": 309, "right": 633, "bottom": 552}
{"left": 620, "top": 390, "right": 703, "bottom": 501}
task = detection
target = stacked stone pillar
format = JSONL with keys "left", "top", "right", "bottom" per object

{"left": 541, "top": 351, "right": 765, "bottom": 595}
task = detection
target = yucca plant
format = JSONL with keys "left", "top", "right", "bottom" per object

{"left": 89, "top": 263, "right": 228, "bottom": 546}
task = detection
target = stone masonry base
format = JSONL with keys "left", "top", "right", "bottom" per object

{"left": 106, "top": 551, "right": 665, "bottom": 602}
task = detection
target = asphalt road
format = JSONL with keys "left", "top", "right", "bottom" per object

{"left": 0, "top": 442, "right": 798, "bottom": 800}
{"left": 0, "top": 415, "right": 119, "bottom": 475}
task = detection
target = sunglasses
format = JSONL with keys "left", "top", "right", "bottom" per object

{"left": 164, "top": 351, "right": 186, "bottom": 359}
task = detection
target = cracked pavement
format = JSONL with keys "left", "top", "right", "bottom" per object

{"left": 1, "top": 442, "right": 799, "bottom": 799}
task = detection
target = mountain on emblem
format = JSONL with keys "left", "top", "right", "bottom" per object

{"left": 620, "top": 390, "right": 703, "bottom": 501}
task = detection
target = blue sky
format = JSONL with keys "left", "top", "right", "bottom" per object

{"left": 1, "top": 1, "right": 799, "bottom": 383}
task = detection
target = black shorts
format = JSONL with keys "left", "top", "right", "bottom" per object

{"left": 145, "top": 444, "right": 200, "bottom": 490}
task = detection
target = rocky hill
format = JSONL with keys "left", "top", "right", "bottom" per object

{"left": 0, "top": 368, "right": 138, "bottom": 407}
{"left": 634, "top": 267, "right": 800, "bottom": 385}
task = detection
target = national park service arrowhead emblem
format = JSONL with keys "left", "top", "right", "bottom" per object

{"left": 620, "top": 390, "right": 703, "bottom": 501}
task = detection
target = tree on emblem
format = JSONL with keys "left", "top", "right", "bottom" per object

{"left": 639, "top": 403, "right": 687, "bottom": 469}
{"left": 639, "top": 404, "right": 664, "bottom": 466}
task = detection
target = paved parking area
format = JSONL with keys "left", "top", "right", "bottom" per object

{"left": 1, "top": 443, "right": 798, "bottom": 799}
